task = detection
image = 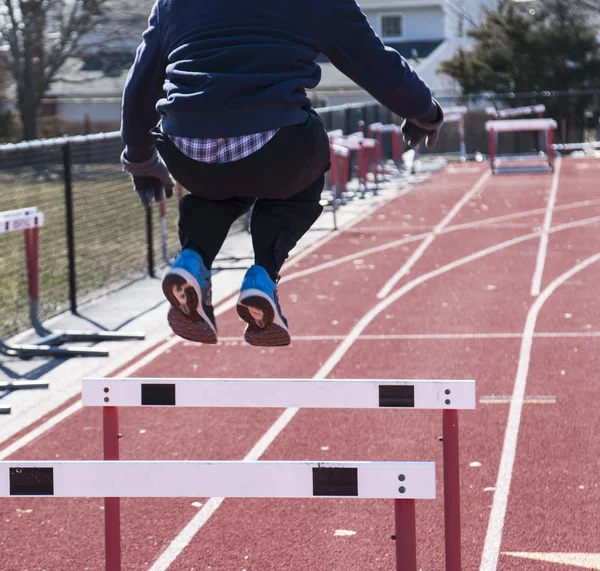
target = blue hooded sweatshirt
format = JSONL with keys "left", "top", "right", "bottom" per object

{"left": 121, "top": 0, "right": 435, "bottom": 158}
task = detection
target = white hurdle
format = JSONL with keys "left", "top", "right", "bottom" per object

{"left": 2, "top": 460, "right": 436, "bottom": 499}
{"left": 83, "top": 377, "right": 475, "bottom": 409}
{"left": 485, "top": 118, "right": 558, "bottom": 174}
{"left": 78, "top": 377, "right": 475, "bottom": 571}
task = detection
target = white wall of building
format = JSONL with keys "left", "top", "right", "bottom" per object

{"left": 57, "top": 100, "right": 122, "bottom": 124}
{"left": 363, "top": 5, "right": 445, "bottom": 41}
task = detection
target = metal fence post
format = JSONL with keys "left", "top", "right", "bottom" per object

{"left": 63, "top": 141, "right": 78, "bottom": 315}
{"left": 146, "top": 205, "right": 155, "bottom": 278}
{"left": 344, "top": 106, "right": 353, "bottom": 135}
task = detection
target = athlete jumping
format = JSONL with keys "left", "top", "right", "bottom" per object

{"left": 120, "top": 0, "right": 444, "bottom": 347}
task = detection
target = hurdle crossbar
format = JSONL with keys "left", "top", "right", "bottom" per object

{"left": 83, "top": 377, "right": 475, "bottom": 409}
{"left": 1, "top": 460, "right": 436, "bottom": 499}
{"left": 486, "top": 104, "right": 546, "bottom": 119}
{"left": 0, "top": 207, "right": 45, "bottom": 233}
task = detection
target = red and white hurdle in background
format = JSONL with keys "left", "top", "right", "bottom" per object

{"left": 1, "top": 377, "right": 476, "bottom": 571}
{"left": 368, "top": 122, "right": 404, "bottom": 178}
{"left": 410, "top": 106, "right": 468, "bottom": 174}
{"left": 485, "top": 118, "right": 558, "bottom": 174}
{"left": 486, "top": 104, "right": 546, "bottom": 120}
{"left": 444, "top": 106, "right": 468, "bottom": 159}
{"left": 0, "top": 207, "right": 144, "bottom": 361}
{"left": 329, "top": 131, "right": 380, "bottom": 196}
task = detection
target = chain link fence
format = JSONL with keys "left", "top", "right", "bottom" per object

{"left": 0, "top": 102, "right": 389, "bottom": 342}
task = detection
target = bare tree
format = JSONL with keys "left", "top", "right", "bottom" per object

{"left": 0, "top": 0, "right": 150, "bottom": 140}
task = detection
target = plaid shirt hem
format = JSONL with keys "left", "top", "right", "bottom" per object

{"left": 170, "top": 130, "right": 279, "bottom": 163}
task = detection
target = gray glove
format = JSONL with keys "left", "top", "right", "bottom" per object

{"left": 121, "top": 148, "right": 175, "bottom": 207}
{"left": 402, "top": 99, "right": 445, "bottom": 149}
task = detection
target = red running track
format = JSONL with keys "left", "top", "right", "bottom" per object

{"left": 3, "top": 159, "right": 600, "bottom": 570}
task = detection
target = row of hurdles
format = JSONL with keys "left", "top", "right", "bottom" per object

{"left": 1, "top": 376, "right": 476, "bottom": 570}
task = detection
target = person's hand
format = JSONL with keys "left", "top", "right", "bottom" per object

{"left": 121, "top": 148, "right": 175, "bottom": 207}
{"left": 401, "top": 99, "right": 445, "bottom": 149}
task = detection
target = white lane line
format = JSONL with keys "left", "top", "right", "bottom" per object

{"left": 273, "top": 206, "right": 600, "bottom": 292}
{"left": 377, "top": 170, "right": 492, "bottom": 298}
{"left": 531, "top": 157, "right": 562, "bottom": 296}
{"left": 287, "top": 187, "right": 409, "bottom": 270}
{"left": 0, "top": 400, "right": 83, "bottom": 460}
{"left": 479, "top": 251, "right": 600, "bottom": 571}
{"left": 214, "top": 331, "right": 600, "bottom": 343}
{"left": 149, "top": 212, "right": 600, "bottom": 569}
{"left": 148, "top": 407, "right": 299, "bottom": 571}
{"left": 317, "top": 213, "right": 600, "bottom": 379}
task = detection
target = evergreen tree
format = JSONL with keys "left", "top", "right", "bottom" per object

{"left": 441, "top": 0, "right": 600, "bottom": 95}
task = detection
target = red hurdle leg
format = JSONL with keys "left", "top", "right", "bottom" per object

{"left": 459, "top": 116, "right": 466, "bottom": 159}
{"left": 442, "top": 409, "right": 462, "bottom": 571}
{"left": 547, "top": 128, "right": 555, "bottom": 170}
{"left": 488, "top": 129, "right": 496, "bottom": 172}
{"left": 23, "top": 225, "right": 40, "bottom": 305}
{"left": 395, "top": 499, "right": 417, "bottom": 571}
{"left": 103, "top": 407, "right": 121, "bottom": 571}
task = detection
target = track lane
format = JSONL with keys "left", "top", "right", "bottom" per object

{"left": 3, "top": 162, "right": 598, "bottom": 571}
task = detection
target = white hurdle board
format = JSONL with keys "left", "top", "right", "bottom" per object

{"left": 1, "top": 460, "right": 436, "bottom": 499}
{"left": 82, "top": 378, "right": 476, "bottom": 409}
{"left": 485, "top": 118, "right": 557, "bottom": 133}
{"left": 0, "top": 207, "right": 45, "bottom": 234}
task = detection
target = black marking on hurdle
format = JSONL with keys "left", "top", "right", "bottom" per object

{"left": 141, "top": 383, "right": 176, "bottom": 406}
{"left": 378, "top": 385, "right": 415, "bottom": 408}
{"left": 312, "top": 467, "right": 358, "bottom": 496}
{"left": 9, "top": 467, "right": 54, "bottom": 496}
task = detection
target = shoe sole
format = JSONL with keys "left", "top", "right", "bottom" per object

{"left": 162, "top": 272, "right": 217, "bottom": 344}
{"left": 237, "top": 292, "right": 291, "bottom": 347}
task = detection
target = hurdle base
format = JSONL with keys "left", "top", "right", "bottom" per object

{"left": 32, "top": 330, "right": 145, "bottom": 347}
{"left": 28, "top": 302, "right": 145, "bottom": 353}
{"left": 0, "top": 339, "right": 109, "bottom": 359}
{"left": 0, "top": 380, "right": 50, "bottom": 391}
{"left": 0, "top": 381, "right": 50, "bottom": 416}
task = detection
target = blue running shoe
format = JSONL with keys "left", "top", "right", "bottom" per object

{"left": 237, "top": 265, "right": 291, "bottom": 347}
{"left": 162, "top": 249, "right": 217, "bottom": 344}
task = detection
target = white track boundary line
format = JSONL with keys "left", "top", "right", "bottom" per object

{"left": 267, "top": 205, "right": 600, "bottom": 292}
{"left": 149, "top": 210, "right": 600, "bottom": 570}
{"left": 479, "top": 251, "right": 600, "bottom": 571}
{"left": 531, "top": 157, "right": 562, "bottom": 296}
{"left": 377, "top": 170, "right": 492, "bottom": 298}
{"left": 307, "top": 213, "right": 600, "bottom": 380}
{"left": 217, "top": 331, "right": 600, "bottom": 342}
{"left": 149, "top": 407, "right": 300, "bottom": 571}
